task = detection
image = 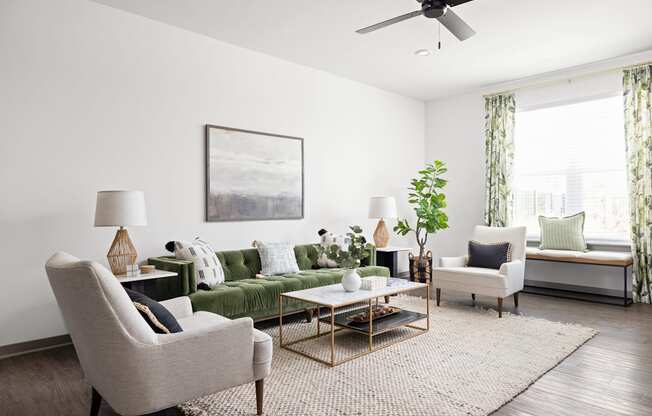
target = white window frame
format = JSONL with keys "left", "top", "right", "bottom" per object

{"left": 514, "top": 91, "right": 630, "bottom": 247}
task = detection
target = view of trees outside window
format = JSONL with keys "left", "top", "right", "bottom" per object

{"left": 513, "top": 95, "right": 629, "bottom": 242}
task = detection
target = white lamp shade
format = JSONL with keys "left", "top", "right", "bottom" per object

{"left": 368, "top": 196, "right": 397, "bottom": 219}
{"left": 94, "top": 190, "right": 147, "bottom": 227}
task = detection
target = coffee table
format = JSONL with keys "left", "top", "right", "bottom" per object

{"left": 279, "top": 277, "right": 429, "bottom": 367}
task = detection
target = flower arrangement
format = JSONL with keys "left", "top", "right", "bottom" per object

{"left": 321, "top": 225, "right": 374, "bottom": 269}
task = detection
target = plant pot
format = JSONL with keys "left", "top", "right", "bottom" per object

{"left": 409, "top": 251, "right": 433, "bottom": 283}
{"left": 342, "top": 268, "right": 362, "bottom": 292}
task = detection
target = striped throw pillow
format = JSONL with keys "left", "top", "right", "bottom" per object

{"left": 539, "top": 212, "right": 587, "bottom": 251}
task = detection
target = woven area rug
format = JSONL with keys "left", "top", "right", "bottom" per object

{"left": 180, "top": 296, "right": 597, "bottom": 416}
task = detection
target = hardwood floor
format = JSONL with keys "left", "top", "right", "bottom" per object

{"left": 1, "top": 292, "right": 651, "bottom": 416}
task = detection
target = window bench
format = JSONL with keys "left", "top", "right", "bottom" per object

{"left": 524, "top": 247, "right": 633, "bottom": 306}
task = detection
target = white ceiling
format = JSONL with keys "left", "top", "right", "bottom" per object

{"left": 93, "top": 0, "right": 652, "bottom": 101}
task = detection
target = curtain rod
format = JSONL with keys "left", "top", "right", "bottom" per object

{"left": 623, "top": 61, "right": 652, "bottom": 70}
{"left": 482, "top": 59, "right": 652, "bottom": 99}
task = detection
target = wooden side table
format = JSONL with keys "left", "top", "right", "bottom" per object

{"left": 376, "top": 247, "right": 413, "bottom": 277}
{"left": 116, "top": 269, "right": 178, "bottom": 300}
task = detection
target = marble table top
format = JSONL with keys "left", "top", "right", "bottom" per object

{"left": 282, "top": 277, "right": 427, "bottom": 307}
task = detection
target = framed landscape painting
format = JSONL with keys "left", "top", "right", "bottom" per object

{"left": 205, "top": 124, "right": 304, "bottom": 222}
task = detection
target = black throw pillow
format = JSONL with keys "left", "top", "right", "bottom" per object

{"left": 467, "top": 241, "right": 512, "bottom": 270}
{"left": 124, "top": 288, "right": 183, "bottom": 334}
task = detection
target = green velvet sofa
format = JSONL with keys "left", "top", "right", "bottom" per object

{"left": 148, "top": 244, "right": 390, "bottom": 321}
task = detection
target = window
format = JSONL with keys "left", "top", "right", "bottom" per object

{"left": 513, "top": 95, "right": 629, "bottom": 243}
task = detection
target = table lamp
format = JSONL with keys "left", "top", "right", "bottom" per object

{"left": 94, "top": 190, "right": 147, "bottom": 275}
{"left": 368, "top": 196, "right": 397, "bottom": 248}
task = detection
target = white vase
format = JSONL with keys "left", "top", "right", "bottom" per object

{"left": 342, "top": 268, "right": 361, "bottom": 292}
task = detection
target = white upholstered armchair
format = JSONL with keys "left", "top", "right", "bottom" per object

{"left": 45, "top": 252, "right": 272, "bottom": 416}
{"left": 434, "top": 226, "right": 527, "bottom": 317}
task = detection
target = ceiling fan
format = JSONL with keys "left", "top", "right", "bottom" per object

{"left": 356, "top": 0, "right": 476, "bottom": 42}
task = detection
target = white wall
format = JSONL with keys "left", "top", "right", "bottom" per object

{"left": 425, "top": 93, "right": 486, "bottom": 259}
{"left": 0, "top": 0, "right": 425, "bottom": 347}
{"left": 425, "top": 71, "right": 632, "bottom": 295}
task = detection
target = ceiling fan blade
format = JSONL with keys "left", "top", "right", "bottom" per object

{"left": 446, "top": 0, "right": 475, "bottom": 7}
{"left": 356, "top": 10, "right": 423, "bottom": 34}
{"left": 436, "top": 8, "right": 476, "bottom": 41}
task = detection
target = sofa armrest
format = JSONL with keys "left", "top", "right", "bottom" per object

{"left": 148, "top": 256, "right": 196, "bottom": 296}
{"left": 363, "top": 245, "right": 377, "bottom": 267}
{"left": 499, "top": 260, "right": 525, "bottom": 280}
{"left": 159, "top": 296, "right": 193, "bottom": 319}
{"left": 439, "top": 256, "right": 468, "bottom": 267}
{"left": 156, "top": 318, "right": 256, "bottom": 394}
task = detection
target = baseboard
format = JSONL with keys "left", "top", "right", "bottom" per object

{"left": 0, "top": 334, "right": 72, "bottom": 360}
{"left": 524, "top": 279, "right": 625, "bottom": 298}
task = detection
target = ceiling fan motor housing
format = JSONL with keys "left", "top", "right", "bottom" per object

{"left": 422, "top": 0, "right": 448, "bottom": 18}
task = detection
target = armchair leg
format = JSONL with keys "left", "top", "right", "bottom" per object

{"left": 514, "top": 292, "right": 519, "bottom": 308}
{"left": 471, "top": 293, "right": 476, "bottom": 304}
{"left": 497, "top": 298, "right": 503, "bottom": 318}
{"left": 436, "top": 288, "right": 441, "bottom": 306}
{"left": 256, "top": 379, "right": 264, "bottom": 415}
{"left": 90, "top": 387, "right": 101, "bottom": 416}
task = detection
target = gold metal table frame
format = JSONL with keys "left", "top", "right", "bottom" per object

{"left": 279, "top": 283, "right": 430, "bottom": 367}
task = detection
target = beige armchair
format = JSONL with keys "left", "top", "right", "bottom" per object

{"left": 434, "top": 226, "right": 527, "bottom": 317}
{"left": 45, "top": 252, "right": 272, "bottom": 416}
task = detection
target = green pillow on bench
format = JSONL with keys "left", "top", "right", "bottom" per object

{"left": 539, "top": 212, "right": 588, "bottom": 252}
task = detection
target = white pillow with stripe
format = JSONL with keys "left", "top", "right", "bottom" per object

{"left": 174, "top": 238, "right": 225, "bottom": 287}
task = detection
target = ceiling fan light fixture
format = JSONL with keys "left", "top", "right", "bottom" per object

{"left": 414, "top": 48, "right": 430, "bottom": 56}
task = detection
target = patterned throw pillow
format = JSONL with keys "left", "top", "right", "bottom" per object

{"left": 539, "top": 212, "right": 588, "bottom": 251}
{"left": 174, "top": 238, "right": 225, "bottom": 287}
{"left": 257, "top": 241, "right": 300, "bottom": 276}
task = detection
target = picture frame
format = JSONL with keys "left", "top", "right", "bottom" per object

{"left": 205, "top": 124, "right": 304, "bottom": 222}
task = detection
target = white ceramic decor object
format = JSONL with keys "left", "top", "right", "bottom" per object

{"left": 342, "top": 269, "right": 362, "bottom": 292}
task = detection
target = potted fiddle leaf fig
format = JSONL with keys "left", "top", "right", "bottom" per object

{"left": 394, "top": 160, "right": 449, "bottom": 282}
{"left": 322, "top": 225, "right": 374, "bottom": 292}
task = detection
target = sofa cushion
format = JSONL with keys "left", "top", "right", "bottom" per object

{"left": 294, "top": 244, "right": 319, "bottom": 270}
{"left": 217, "top": 249, "right": 260, "bottom": 281}
{"left": 189, "top": 265, "right": 389, "bottom": 318}
{"left": 176, "top": 310, "right": 230, "bottom": 332}
{"left": 435, "top": 267, "right": 507, "bottom": 289}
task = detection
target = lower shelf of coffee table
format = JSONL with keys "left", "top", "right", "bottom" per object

{"left": 319, "top": 307, "right": 427, "bottom": 336}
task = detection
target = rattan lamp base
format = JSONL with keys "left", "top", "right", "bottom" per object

{"left": 107, "top": 227, "right": 137, "bottom": 275}
{"left": 373, "top": 218, "right": 390, "bottom": 248}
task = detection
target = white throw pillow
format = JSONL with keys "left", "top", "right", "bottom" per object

{"left": 174, "top": 238, "right": 225, "bottom": 287}
{"left": 257, "top": 241, "right": 300, "bottom": 276}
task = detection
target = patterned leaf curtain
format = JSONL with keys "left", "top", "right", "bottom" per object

{"left": 484, "top": 93, "right": 516, "bottom": 227}
{"left": 624, "top": 65, "right": 652, "bottom": 304}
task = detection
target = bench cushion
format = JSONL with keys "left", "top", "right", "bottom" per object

{"left": 526, "top": 247, "right": 633, "bottom": 267}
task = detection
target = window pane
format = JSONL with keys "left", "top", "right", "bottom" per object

{"left": 513, "top": 95, "right": 629, "bottom": 242}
